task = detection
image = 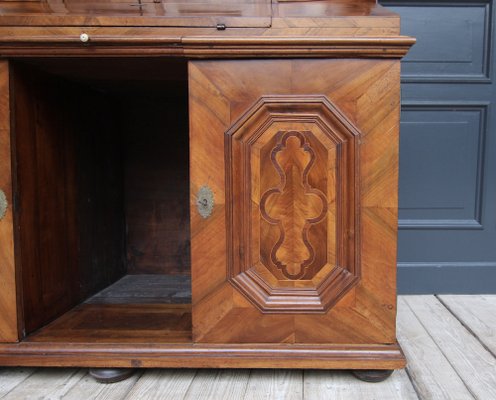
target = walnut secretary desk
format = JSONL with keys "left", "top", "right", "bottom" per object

{"left": 0, "top": 0, "right": 414, "bottom": 384}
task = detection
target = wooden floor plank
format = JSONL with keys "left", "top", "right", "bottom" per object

{"left": 0, "top": 368, "right": 37, "bottom": 397}
{"left": 405, "top": 295, "right": 496, "bottom": 400}
{"left": 303, "top": 369, "right": 418, "bottom": 400}
{"left": 397, "top": 297, "right": 474, "bottom": 400}
{"left": 438, "top": 295, "right": 496, "bottom": 356}
{"left": 1, "top": 368, "right": 86, "bottom": 400}
{"left": 243, "top": 369, "right": 303, "bottom": 400}
{"left": 183, "top": 369, "right": 250, "bottom": 400}
{"left": 61, "top": 371, "right": 141, "bottom": 400}
{"left": 123, "top": 369, "right": 197, "bottom": 400}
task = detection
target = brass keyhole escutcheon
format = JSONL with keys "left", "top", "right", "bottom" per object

{"left": 196, "top": 185, "right": 214, "bottom": 219}
{"left": 0, "top": 189, "right": 7, "bottom": 221}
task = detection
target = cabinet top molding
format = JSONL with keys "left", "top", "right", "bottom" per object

{"left": 0, "top": 0, "right": 415, "bottom": 58}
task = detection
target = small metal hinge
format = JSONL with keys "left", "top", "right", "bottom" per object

{"left": 0, "top": 189, "right": 7, "bottom": 220}
{"left": 196, "top": 185, "right": 214, "bottom": 219}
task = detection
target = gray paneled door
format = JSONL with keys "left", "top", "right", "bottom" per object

{"left": 380, "top": 0, "right": 496, "bottom": 293}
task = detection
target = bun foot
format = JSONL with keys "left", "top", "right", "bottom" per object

{"left": 352, "top": 369, "right": 394, "bottom": 382}
{"left": 89, "top": 368, "right": 135, "bottom": 383}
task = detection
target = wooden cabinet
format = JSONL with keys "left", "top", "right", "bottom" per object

{"left": 0, "top": 0, "right": 414, "bottom": 383}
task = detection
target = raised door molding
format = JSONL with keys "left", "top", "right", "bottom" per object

{"left": 226, "top": 96, "right": 361, "bottom": 313}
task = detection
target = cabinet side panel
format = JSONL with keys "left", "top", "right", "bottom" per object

{"left": 0, "top": 60, "right": 18, "bottom": 342}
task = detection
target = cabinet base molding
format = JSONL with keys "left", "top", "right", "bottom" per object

{"left": 0, "top": 342, "right": 405, "bottom": 370}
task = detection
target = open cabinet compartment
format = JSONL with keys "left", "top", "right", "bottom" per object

{"left": 11, "top": 58, "right": 193, "bottom": 344}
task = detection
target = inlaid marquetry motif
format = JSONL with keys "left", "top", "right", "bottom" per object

{"left": 226, "top": 96, "right": 361, "bottom": 313}
{"left": 260, "top": 131, "right": 327, "bottom": 280}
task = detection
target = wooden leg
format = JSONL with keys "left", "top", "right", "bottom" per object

{"left": 89, "top": 368, "right": 135, "bottom": 383}
{"left": 352, "top": 369, "right": 394, "bottom": 383}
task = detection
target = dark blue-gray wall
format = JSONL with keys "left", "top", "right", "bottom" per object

{"left": 380, "top": 0, "right": 496, "bottom": 293}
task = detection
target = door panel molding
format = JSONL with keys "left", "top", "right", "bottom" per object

{"left": 399, "top": 102, "right": 488, "bottom": 230}
{"left": 225, "top": 95, "right": 361, "bottom": 313}
{"left": 382, "top": 0, "right": 492, "bottom": 83}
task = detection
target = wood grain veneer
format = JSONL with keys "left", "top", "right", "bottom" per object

{"left": 190, "top": 59, "right": 401, "bottom": 345}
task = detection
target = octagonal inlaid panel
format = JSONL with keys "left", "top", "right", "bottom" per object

{"left": 225, "top": 96, "right": 361, "bottom": 313}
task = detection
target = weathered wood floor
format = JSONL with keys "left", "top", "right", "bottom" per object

{"left": 0, "top": 295, "right": 495, "bottom": 400}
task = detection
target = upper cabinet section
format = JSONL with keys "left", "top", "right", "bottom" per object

{"left": 0, "top": 0, "right": 414, "bottom": 59}
{"left": 0, "top": 0, "right": 272, "bottom": 27}
{"left": 0, "top": 0, "right": 401, "bottom": 30}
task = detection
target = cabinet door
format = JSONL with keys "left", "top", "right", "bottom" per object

{"left": 0, "top": 61, "right": 19, "bottom": 342}
{"left": 189, "top": 60, "right": 400, "bottom": 344}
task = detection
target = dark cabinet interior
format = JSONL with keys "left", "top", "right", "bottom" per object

{"left": 11, "top": 58, "right": 193, "bottom": 342}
